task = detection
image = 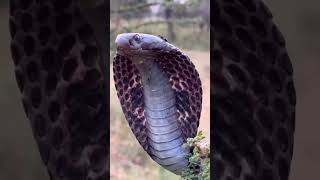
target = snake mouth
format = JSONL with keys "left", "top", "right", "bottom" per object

{"left": 116, "top": 49, "right": 163, "bottom": 65}
{"left": 116, "top": 47, "right": 142, "bottom": 56}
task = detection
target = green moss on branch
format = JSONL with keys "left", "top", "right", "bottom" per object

{"left": 181, "top": 131, "right": 210, "bottom": 180}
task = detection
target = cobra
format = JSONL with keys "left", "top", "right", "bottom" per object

{"left": 113, "top": 33, "right": 203, "bottom": 174}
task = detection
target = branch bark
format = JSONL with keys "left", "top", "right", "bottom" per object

{"left": 111, "top": 2, "right": 161, "bottom": 14}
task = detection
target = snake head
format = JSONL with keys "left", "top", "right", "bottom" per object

{"left": 115, "top": 33, "right": 175, "bottom": 63}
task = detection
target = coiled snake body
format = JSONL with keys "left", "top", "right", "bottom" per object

{"left": 113, "top": 33, "right": 202, "bottom": 174}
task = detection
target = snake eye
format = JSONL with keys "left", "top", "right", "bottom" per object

{"left": 133, "top": 34, "right": 141, "bottom": 43}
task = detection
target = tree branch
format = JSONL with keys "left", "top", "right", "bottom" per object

{"left": 111, "top": 2, "right": 161, "bottom": 14}
{"left": 111, "top": 18, "right": 201, "bottom": 31}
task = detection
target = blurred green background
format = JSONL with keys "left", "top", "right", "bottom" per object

{"left": 0, "top": 0, "right": 319, "bottom": 180}
{"left": 110, "top": 0, "right": 210, "bottom": 179}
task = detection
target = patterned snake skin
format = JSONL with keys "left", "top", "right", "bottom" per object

{"left": 113, "top": 33, "right": 202, "bottom": 174}
{"left": 213, "top": 0, "right": 296, "bottom": 180}
{"left": 9, "top": 0, "right": 108, "bottom": 179}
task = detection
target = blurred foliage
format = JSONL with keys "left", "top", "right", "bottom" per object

{"left": 111, "top": 0, "right": 151, "bottom": 19}
{"left": 181, "top": 131, "right": 210, "bottom": 180}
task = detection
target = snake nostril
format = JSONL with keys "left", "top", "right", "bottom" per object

{"left": 128, "top": 39, "right": 133, "bottom": 46}
{"left": 133, "top": 34, "right": 141, "bottom": 42}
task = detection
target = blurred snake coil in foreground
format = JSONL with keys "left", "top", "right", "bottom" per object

{"left": 9, "top": 0, "right": 108, "bottom": 179}
{"left": 212, "top": 0, "right": 296, "bottom": 180}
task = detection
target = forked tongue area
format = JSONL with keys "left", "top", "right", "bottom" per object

{"left": 135, "top": 59, "right": 189, "bottom": 175}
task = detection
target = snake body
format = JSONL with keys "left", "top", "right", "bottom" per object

{"left": 137, "top": 61, "right": 189, "bottom": 173}
{"left": 113, "top": 33, "right": 202, "bottom": 174}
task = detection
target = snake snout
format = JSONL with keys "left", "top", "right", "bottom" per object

{"left": 115, "top": 34, "right": 131, "bottom": 50}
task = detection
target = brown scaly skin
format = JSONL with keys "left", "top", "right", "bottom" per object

{"left": 9, "top": 0, "right": 108, "bottom": 179}
{"left": 213, "top": 0, "right": 296, "bottom": 180}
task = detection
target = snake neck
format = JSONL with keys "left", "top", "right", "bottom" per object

{"left": 135, "top": 60, "right": 189, "bottom": 175}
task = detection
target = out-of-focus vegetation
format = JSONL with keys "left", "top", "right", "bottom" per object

{"left": 181, "top": 131, "right": 210, "bottom": 180}
{"left": 110, "top": 0, "right": 210, "bottom": 179}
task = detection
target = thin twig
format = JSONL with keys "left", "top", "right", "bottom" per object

{"left": 111, "top": 2, "right": 162, "bottom": 14}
